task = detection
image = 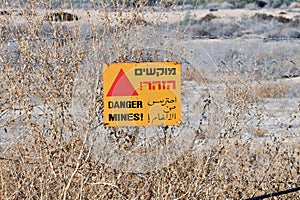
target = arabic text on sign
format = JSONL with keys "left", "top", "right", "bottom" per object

{"left": 147, "top": 97, "right": 177, "bottom": 106}
{"left": 149, "top": 113, "right": 177, "bottom": 123}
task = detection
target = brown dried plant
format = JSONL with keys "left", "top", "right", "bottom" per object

{"left": 0, "top": 1, "right": 299, "bottom": 199}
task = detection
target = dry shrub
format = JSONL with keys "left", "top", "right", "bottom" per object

{"left": 252, "top": 13, "right": 293, "bottom": 24}
{"left": 253, "top": 82, "right": 292, "bottom": 99}
{"left": 0, "top": 1, "right": 299, "bottom": 199}
{"left": 225, "top": 82, "right": 255, "bottom": 106}
{"left": 0, "top": 10, "right": 10, "bottom": 16}
{"left": 289, "top": 2, "right": 300, "bottom": 8}
{"left": 246, "top": 127, "right": 269, "bottom": 137}
{"left": 1, "top": 139, "right": 298, "bottom": 199}
{"left": 44, "top": 12, "right": 79, "bottom": 22}
{"left": 199, "top": 13, "right": 217, "bottom": 23}
{"left": 223, "top": 69, "right": 297, "bottom": 100}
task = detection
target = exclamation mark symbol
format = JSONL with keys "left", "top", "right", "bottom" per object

{"left": 140, "top": 113, "right": 143, "bottom": 121}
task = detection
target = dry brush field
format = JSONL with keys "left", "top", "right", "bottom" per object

{"left": 0, "top": 2, "right": 299, "bottom": 199}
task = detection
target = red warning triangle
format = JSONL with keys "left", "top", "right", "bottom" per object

{"left": 107, "top": 69, "right": 138, "bottom": 96}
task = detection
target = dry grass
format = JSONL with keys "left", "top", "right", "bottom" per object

{"left": 254, "top": 82, "right": 292, "bottom": 99}
{"left": 0, "top": 1, "right": 299, "bottom": 199}
{"left": 0, "top": 137, "right": 298, "bottom": 199}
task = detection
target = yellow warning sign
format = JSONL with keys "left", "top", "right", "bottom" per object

{"left": 103, "top": 62, "right": 181, "bottom": 126}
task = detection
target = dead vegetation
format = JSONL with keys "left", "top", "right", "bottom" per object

{"left": 252, "top": 12, "right": 300, "bottom": 25}
{"left": 44, "top": 11, "right": 79, "bottom": 22}
{"left": 0, "top": 1, "right": 299, "bottom": 199}
{"left": 181, "top": 10, "right": 300, "bottom": 39}
{"left": 0, "top": 10, "right": 10, "bottom": 15}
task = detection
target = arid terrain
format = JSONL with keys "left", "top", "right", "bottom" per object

{"left": 0, "top": 4, "right": 299, "bottom": 199}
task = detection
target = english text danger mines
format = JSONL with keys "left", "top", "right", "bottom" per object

{"left": 108, "top": 113, "right": 143, "bottom": 121}
{"left": 108, "top": 101, "right": 144, "bottom": 122}
{"left": 108, "top": 101, "right": 143, "bottom": 108}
